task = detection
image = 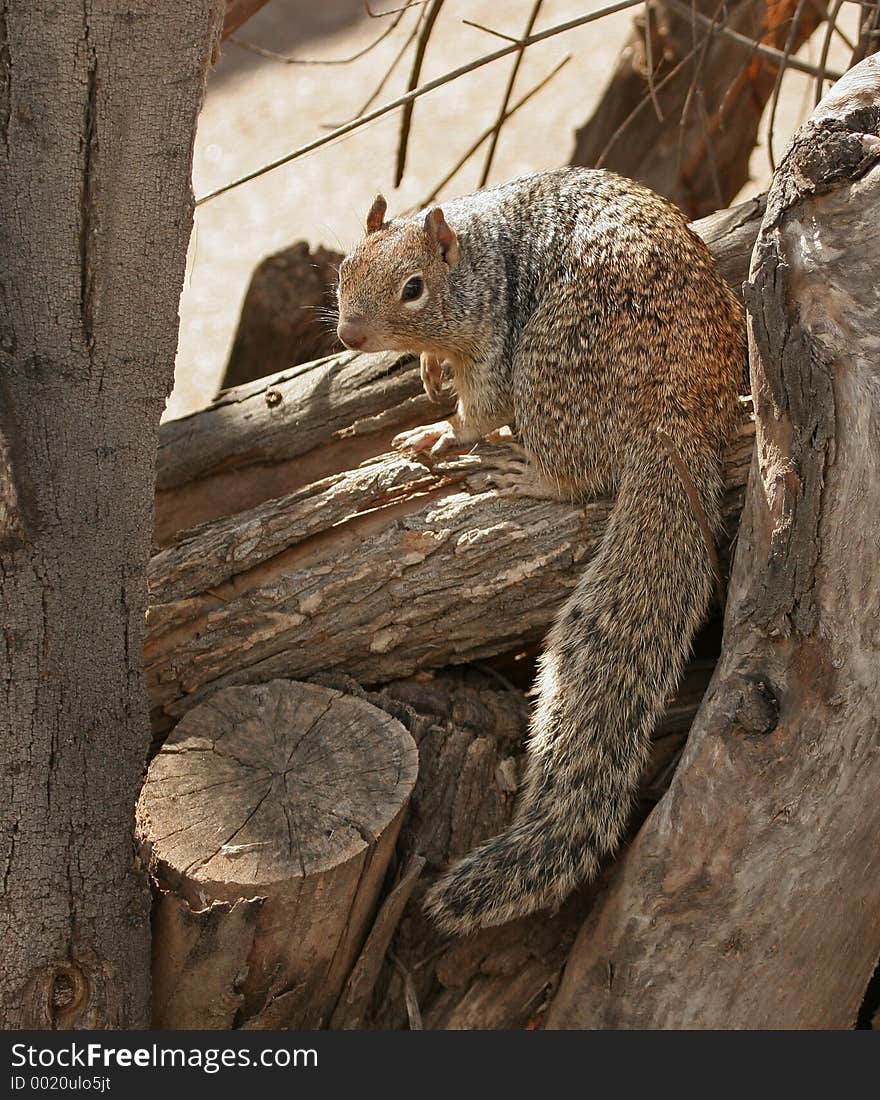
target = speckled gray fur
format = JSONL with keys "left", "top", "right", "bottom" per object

{"left": 337, "top": 167, "right": 744, "bottom": 934}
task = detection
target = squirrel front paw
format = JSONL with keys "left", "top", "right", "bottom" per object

{"left": 392, "top": 420, "right": 468, "bottom": 458}
{"left": 420, "top": 353, "right": 449, "bottom": 404}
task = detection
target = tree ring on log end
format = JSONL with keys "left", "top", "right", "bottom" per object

{"left": 138, "top": 679, "right": 418, "bottom": 902}
{"left": 138, "top": 679, "right": 419, "bottom": 1028}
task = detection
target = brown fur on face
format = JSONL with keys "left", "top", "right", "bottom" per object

{"left": 336, "top": 207, "right": 460, "bottom": 356}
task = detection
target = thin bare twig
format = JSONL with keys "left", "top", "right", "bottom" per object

{"left": 342, "top": 3, "right": 426, "bottom": 124}
{"left": 767, "top": 0, "right": 810, "bottom": 173}
{"left": 396, "top": 0, "right": 445, "bottom": 186}
{"left": 478, "top": 1, "right": 545, "bottom": 187}
{"left": 365, "top": 0, "right": 429, "bottom": 15}
{"left": 664, "top": 0, "right": 844, "bottom": 78}
{"left": 389, "top": 950, "right": 424, "bottom": 1030}
{"left": 421, "top": 55, "right": 571, "bottom": 205}
{"left": 195, "top": 0, "right": 646, "bottom": 206}
{"left": 643, "top": 1, "right": 664, "bottom": 123}
{"left": 815, "top": 0, "right": 846, "bottom": 104}
{"left": 229, "top": 0, "right": 413, "bottom": 66}
{"left": 831, "top": 19, "right": 854, "bottom": 49}
{"left": 597, "top": 33, "right": 710, "bottom": 167}
{"left": 328, "top": 855, "right": 425, "bottom": 1029}
{"left": 676, "top": 0, "right": 731, "bottom": 183}
{"left": 462, "top": 19, "right": 520, "bottom": 44}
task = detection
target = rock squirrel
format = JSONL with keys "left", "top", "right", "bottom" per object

{"left": 335, "top": 167, "right": 744, "bottom": 934}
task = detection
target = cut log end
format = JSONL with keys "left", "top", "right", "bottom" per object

{"left": 137, "top": 679, "right": 418, "bottom": 1028}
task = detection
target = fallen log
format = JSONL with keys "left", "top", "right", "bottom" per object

{"left": 137, "top": 678, "right": 418, "bottom": 1029}
{"left": 546, "top": 55, "right": 880, "bottom": 1031}
{"left": 146, "top": 419, "right": 753, "bottom": 730}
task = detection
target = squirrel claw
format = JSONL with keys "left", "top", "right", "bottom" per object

{"left": 420, "top": 353, "right": 449, "bottom": 404}
{"left": 485, "top": 455, "right": 556, "bottom": 500}
{"left": 392, "top": 420, "right": 464, "bottom": 458}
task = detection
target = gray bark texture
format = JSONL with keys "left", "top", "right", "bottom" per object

{"left": 0, "top": 1, "right": 223, "bottom": 1028}
{"left": 547, "top": 56, "right": 880, "bottom": 1030}
{"left": 146, "top": 428, "right": 753, "bottom": 734}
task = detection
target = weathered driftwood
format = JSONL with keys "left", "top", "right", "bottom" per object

{"left": 546, "top": 56, "right": 880, "bottom": 1031}
{"left": 570, "top": 0, "right": 827, "bottom": 218}
{"left": 146, "top": 421, "right": 753, "bottom": 731}
{"left": 153, "top": 195, "right": 763, "bottom": 545}
{"left": 137, "top": 679, "right": 418, "bottom": 1028}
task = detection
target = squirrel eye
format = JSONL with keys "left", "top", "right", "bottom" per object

{"left": 401, "top": 276, "right": 424, "bottom": 302}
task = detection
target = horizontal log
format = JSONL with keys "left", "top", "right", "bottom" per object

{"left": 146, "top": 418, "right": 754, "bottom": 729}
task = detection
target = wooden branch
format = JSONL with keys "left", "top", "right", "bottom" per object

{"left": 570, "top": 0, "right": 828, "bottom": 218}
{"left": 138, "top": 679, "right": 418, "bottom": 1028}
{"left": 330, "top": 853, "right": 426, "bottom": 1029}
{"left": 546, "top": 55, "right": 880, "bottom": 1031}
{"left": 146, "top": 421, "right": 753, "bottom": 730}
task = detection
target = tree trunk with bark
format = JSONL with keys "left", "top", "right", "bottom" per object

{"left": 546, "top": 55, "right": 880, "bottom": 1031}
{"left": 0, "top": 2, "right": 223, "bottom": 1028}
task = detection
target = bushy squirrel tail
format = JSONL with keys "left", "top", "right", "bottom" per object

{"left": 424, "top": 448, "right": 721, "bottom": 934}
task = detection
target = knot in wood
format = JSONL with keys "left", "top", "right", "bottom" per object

{"left": 731, "top": 677, "right": 779, "bottom": 736}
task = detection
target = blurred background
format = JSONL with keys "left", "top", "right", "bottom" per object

{"left": 169, "top": 0, "right": 859, "bottom": 420}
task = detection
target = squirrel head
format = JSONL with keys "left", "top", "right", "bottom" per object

{"left": 336, "top": 195, "right": 461, "bottom": 355}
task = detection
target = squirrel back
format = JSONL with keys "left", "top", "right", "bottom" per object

{"left": 337, "top": 168, "right": 744, "bottom": 933}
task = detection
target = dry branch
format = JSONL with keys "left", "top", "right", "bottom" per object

{"left": 570, "top": 0, "right": 830, "bottom": 218}
{"left": 146, "top": 423, "right": 753, "bottom": 731}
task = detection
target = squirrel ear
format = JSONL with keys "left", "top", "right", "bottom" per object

{"left": 366, "top": 194, "right": 387, "bottom": 234}
{"left": 424, "top": 207, "right": 460, "bottom": 268}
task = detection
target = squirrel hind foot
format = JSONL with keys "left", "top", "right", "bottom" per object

{"left": 484, "top": 450, "right": 559, "bottom": 502}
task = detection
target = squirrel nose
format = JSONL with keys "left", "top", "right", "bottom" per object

{"left": 337, "top": 316, "right": 368, "bottom": 350}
